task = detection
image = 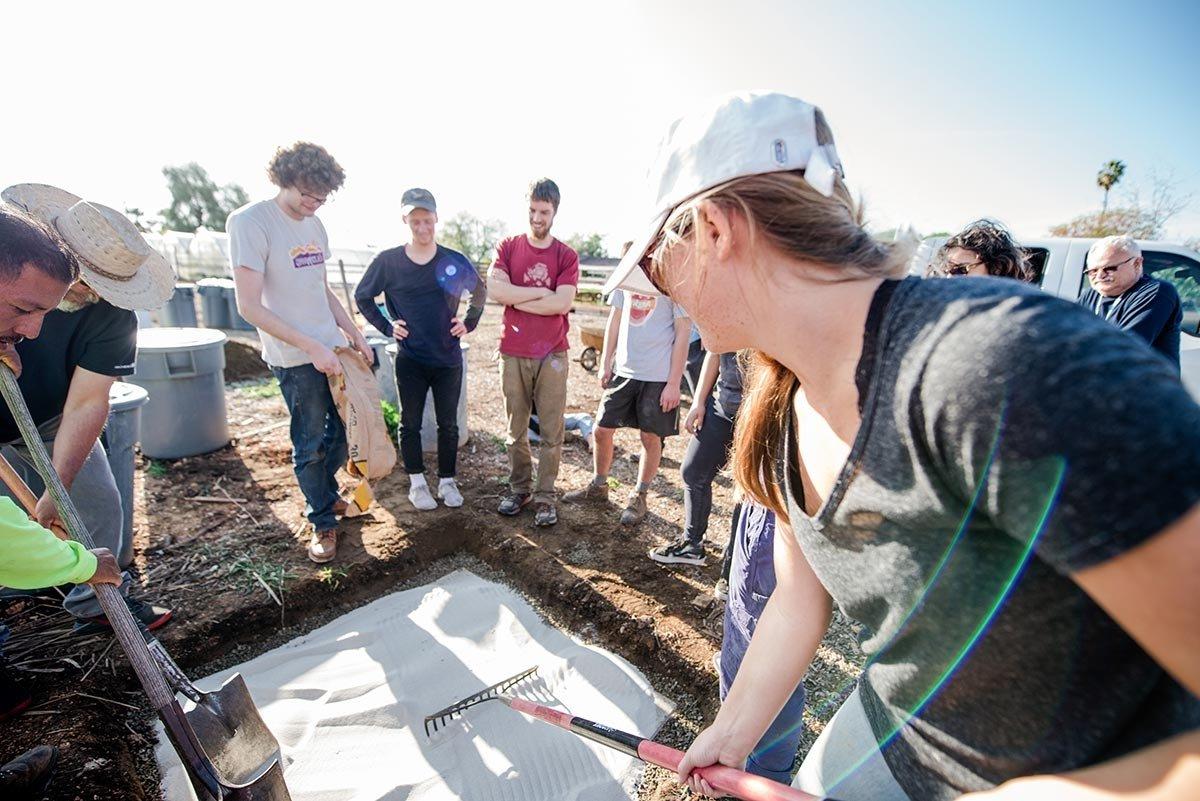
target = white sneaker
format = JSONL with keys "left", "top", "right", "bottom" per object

{"left": 409, "top": 482, "right": 437, "bottom": 511}
{"left": 438, "top": 479, "right": 464, "bottom": 508}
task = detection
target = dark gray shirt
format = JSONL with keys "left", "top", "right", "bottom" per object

{"left": 714, "top": 351, "right": 745, "bottom": 420}
{"left": 783, "top": 276, "right": 1200, "bottom": 800}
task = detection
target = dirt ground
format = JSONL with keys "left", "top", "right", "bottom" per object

{"left": 0, "top": 307, "right": 864, "bottom": 800}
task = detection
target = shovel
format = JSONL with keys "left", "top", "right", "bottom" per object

{"left": 424, "top": 666, "right": 834, "bottom": 801}
{"left": 0, "top": 366, "right": 290, "bottom": 801}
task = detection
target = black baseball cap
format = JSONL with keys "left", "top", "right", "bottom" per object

{"left": 401, "top": 188, "right": 437, "bottom": 215}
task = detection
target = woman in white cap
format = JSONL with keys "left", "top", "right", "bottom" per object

{"left": 603, "top": 93, "right": 1200, "bottom": 800}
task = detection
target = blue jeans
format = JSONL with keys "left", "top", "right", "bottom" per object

{"left": 272, "top": 364, "right": 347, "bottom": 531}
{"left": 720, "top": 503, "right": 807, "bottom": 783}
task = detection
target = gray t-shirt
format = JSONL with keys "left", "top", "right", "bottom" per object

{"left": 781, "top": 276, "right": 1200, "bottom": 800}
{"left": 609, "top": 289, "right": 688, "bottom": 382}
{"left": 226, "top": 199, "right": 344, "bottom": 368}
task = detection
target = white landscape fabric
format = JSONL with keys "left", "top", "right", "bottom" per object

{"left": 155, "top": 569, "right": 675, "bottom": 800}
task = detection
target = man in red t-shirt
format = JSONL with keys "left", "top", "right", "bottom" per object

{"left": 486, "top": 179, "right": 579, "bottom": 526}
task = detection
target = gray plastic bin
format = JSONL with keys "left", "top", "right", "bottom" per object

{"left": 103, "top": 382, "right": 149, "bottom": 568}
{"left": 387, "top": 341, "right": 470, "bottom": 452}
{"left": 223, "top": 279, "right": 255, "bottom": 331}
{"left": 129, "top": 328, "right": 230, "bottom": 459}
{"left": 368, "top": 335, "right": 398, "bottom": 406}
{"left": 197, "top": 278, "right": 232, "bottom": 329}
{"left": 159, "top": 283, "right": 198, "bottom": 327}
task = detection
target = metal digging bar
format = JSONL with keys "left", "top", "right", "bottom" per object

{"left": 0, "top": 365, "right": 290, "bottom": 801}
{"left": 424, "top": 666, "right": 836, "bottom": 801}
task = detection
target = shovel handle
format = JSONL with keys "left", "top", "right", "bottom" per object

{"left": 0, "top": 450, "right": 69, "bottom": 540}
{"left": 0, "top": 365, "right": 174, "bottom": 710}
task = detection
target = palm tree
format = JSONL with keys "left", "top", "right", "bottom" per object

{"left": 1097, "top": 159, "right": 1126, "bottom": 218}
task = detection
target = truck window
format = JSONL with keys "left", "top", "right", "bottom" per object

{"left": 1022, "top": 247, "right": 1048, "bottom": 286}
{"left": 1145, "top": 251, "right": 1200, "bottom": 337}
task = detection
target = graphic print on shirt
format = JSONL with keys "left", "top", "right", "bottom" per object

{"left": 290, "top": 243, "right": 326, "bottom": 269}
{"left": 526, "top": 262, "right": 551, "bottom": 287}
{"left": 628, "top": 293, "right": 658, "bottom": 325}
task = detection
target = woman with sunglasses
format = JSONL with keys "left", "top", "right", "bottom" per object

{"left": 928, "top": 219, "right": 1032, "bottom": 281}
{"left": 603, "top": 93, "right": 1200, "bottom": 800}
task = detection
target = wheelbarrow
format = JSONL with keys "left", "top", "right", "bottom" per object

{"left": 0, "top": 366, "right": 290, "bottom": 801}
{"left": 578, "top": 325, "right": 605, "bottom": 372}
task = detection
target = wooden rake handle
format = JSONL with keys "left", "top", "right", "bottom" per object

{"left": 0, "top": 449, "right": 69, "bottom": 540}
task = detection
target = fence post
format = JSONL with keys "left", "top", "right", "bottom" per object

{"left": 337, "top": 259, "right": 356, "bottom": 319}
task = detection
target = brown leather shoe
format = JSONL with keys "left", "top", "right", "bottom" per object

{"left": 307, "top": 529, "right": 338, "bottom": 563}
{"left": 333, "top": 497, "right": 349, "bottom": 517}
{"left": 563, "top": 480, "right": 609, "bottom": 503}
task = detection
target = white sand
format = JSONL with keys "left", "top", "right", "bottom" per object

{"left": 155, "top": 569, "right": 674, "bottom": 800}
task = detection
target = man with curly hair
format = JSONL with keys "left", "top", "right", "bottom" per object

{"left": 228, "top": 142, "right": 372, "bottom": 563}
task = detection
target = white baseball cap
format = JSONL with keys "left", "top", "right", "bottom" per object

{"left": 604, "top": 91, "right": 844, "bottom": 296}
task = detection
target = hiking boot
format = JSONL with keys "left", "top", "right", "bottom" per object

{"left": 497, "top": 492, "right": 532, "bottom": 516}
{"left": 620, "top": 491, "right": 648, "bottom": 526}
{"left": 648, "top": 539, "right": 707, "bottom": 566}
{"left": 713, "top": 578, "right": 730, "bottom": 603}
{"left": 73, "top": 597, "right": 173, "bottom": 636}
{"left": 437, "top": 479, "right": 464, "bottom": 508}
{"left": 307, "top": 529, "right": 338, "bottom": 564}
{"left": 533, "top": 502, "right": 558, "bottom": 527}
{"left": 0, "top": 745, "right": 58, "bottom": 798}
{"left": 0, "top": 658, "right": 32, "bottom": 722}
{"left": 563, "top": 480, "right": 609, "bottom": 504}
{"left": 409, "top": 482, "right": 438, "bottom": 511}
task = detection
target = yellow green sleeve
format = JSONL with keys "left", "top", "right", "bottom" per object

{"left": 0, "top": 497, "right": 98, "bottom": 589}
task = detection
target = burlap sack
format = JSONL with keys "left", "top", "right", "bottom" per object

{"left": 328, "top": 347, "right": 396, "bottom": 516}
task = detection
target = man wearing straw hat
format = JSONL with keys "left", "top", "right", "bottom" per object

{"left": 0, "top": 184, "right": 174, "bottom": 637}
{"left": 227, "top": 142, "right": 372, "bottom": 563}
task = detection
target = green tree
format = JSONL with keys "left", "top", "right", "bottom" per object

{"left": 1053, "top": 170, "right": 1191, "bottom": 240}
{"left": 160, "top": 163, "right": 249, "bottom": 233}
{"left": 1097, "top": 159, "right": 1126, "bottom": 216}
{"left": 439, "top": 211, "right": 507, "bottom": 264}
{"left": 564, "top": 232, "right": 609, "bottom": 259}
{"left": 124, "top": 207, "right": 160, "bottom": 233}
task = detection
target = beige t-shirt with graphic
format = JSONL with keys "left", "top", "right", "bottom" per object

{"left": 227, "top": 199, "right": 344, "bottom": 368}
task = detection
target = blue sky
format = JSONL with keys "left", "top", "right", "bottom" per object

{"left": 4, "top": 0, "right": 1198, "bottom": 251}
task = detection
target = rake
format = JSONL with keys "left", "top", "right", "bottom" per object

{"left": 0, "top": 365, "right": 289, "bottom": 800}
{"left": 424, "top": 666, "right": 831, "bottom": 801}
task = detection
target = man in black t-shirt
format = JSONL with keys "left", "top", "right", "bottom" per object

{"left": 0, "top": 184, "right": 176, "bottom": 634}
{"left": 1078, "top": 235, "right": 1182, "bottom": 369}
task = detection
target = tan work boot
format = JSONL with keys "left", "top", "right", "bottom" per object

{"left": 620, "top": 491, "right": 648, "bottom": 526}
{"left": 564, "top": 478, "right": 610, "bottom": 503}
{"left": 308, "top": 528, "right": 338, "bottom": 563}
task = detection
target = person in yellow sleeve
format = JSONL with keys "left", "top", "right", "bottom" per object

{"left": 0, "top": 496, "right": 120, "bottom": 796}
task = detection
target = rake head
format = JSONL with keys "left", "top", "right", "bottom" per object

{"left": 423, "top": 666, "right": 538, "bottom": 738}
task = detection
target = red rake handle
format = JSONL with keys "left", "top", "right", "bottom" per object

{"left": 506, "top": 697, "right": 824, "bottom": 801}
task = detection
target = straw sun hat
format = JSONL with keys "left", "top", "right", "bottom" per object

{"left": 1, "top": 183, "right": 174, "bottom": 311}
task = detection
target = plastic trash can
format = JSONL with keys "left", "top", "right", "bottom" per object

{"left": 102, "top": 382, "right": 149, "bottom": 568}
{"left": 159, "top": 283, "right": 198, "bottom": 327}
{"left": 197, "top": 278, "right": 232, "bottom": 329}
{"left": 387, "top": 341, "right": 470, "bottom": 452}
{"left": 223, "top": 279, "right": 255, "bottom": 331}
{"left": 368, "top": 335, "right": 398, "bottom": 406}
{"left": 128, "top": 328, "right": 230, "bottom": 459}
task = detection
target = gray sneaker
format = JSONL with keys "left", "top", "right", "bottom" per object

{"left": 533, "top": 502, "right": 558, "bottom": 527}
{"left": 437, "top": 479, "right": 464, "bottom": 508}
{"left": 409, "top": 482, "right": 437, "bottom": 511}
{"left": 563, "top": 480, "right": 609, "bottom": 503}
{"left": 620, "top": 491, "right": 648, "bottom": 526}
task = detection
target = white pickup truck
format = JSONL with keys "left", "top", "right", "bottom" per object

{"left": 911, "top": 237, "right": 1200, "bottom": 398}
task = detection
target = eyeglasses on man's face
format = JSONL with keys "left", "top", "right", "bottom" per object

{"left": 1085, "top": 255, "right": 1135, "bottom": 278}
{"left": 300, "top": 191, "right": 330, "bottom": 206}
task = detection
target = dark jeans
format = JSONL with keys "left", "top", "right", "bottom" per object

{"left": 394, "top": 353, "right": 462, "bottom": 477}
{"left": 272, "top": 364, "right": 347, "bottom": 531}
{"left": 681, "top": 394, "right": 735, "bottom": 546}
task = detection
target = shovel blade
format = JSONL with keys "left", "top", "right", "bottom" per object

{"left": 183, "top": 673, "right": 290, "bottom": 795}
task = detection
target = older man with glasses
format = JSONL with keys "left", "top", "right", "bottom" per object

{"left": 1078, "top": 235, "right": 1182, "bottom": 370}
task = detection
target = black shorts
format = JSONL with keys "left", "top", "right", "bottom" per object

{"left": 596, "top": 376, "right": 679, "bottom": 437}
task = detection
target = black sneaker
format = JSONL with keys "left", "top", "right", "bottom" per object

{"left": 533, "top": 502, "right": 558, "bottom": 527}
{"left": 73, "top": 597, "right": 173, "bottom": 637}
{"left": 0, "top": 745, "right": 58, "bottom": 797}
{"left": 497, "top": 492, "right": 532, "bottom": 516}
{"left": 648, "top": 540, "right": 707, "bottom": 566}
{"left": 0, "top": 658, "right": 32, "bottom": 722}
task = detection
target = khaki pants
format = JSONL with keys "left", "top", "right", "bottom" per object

{"left": 501, "top": 351, "right": 569, "bottom": 503}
